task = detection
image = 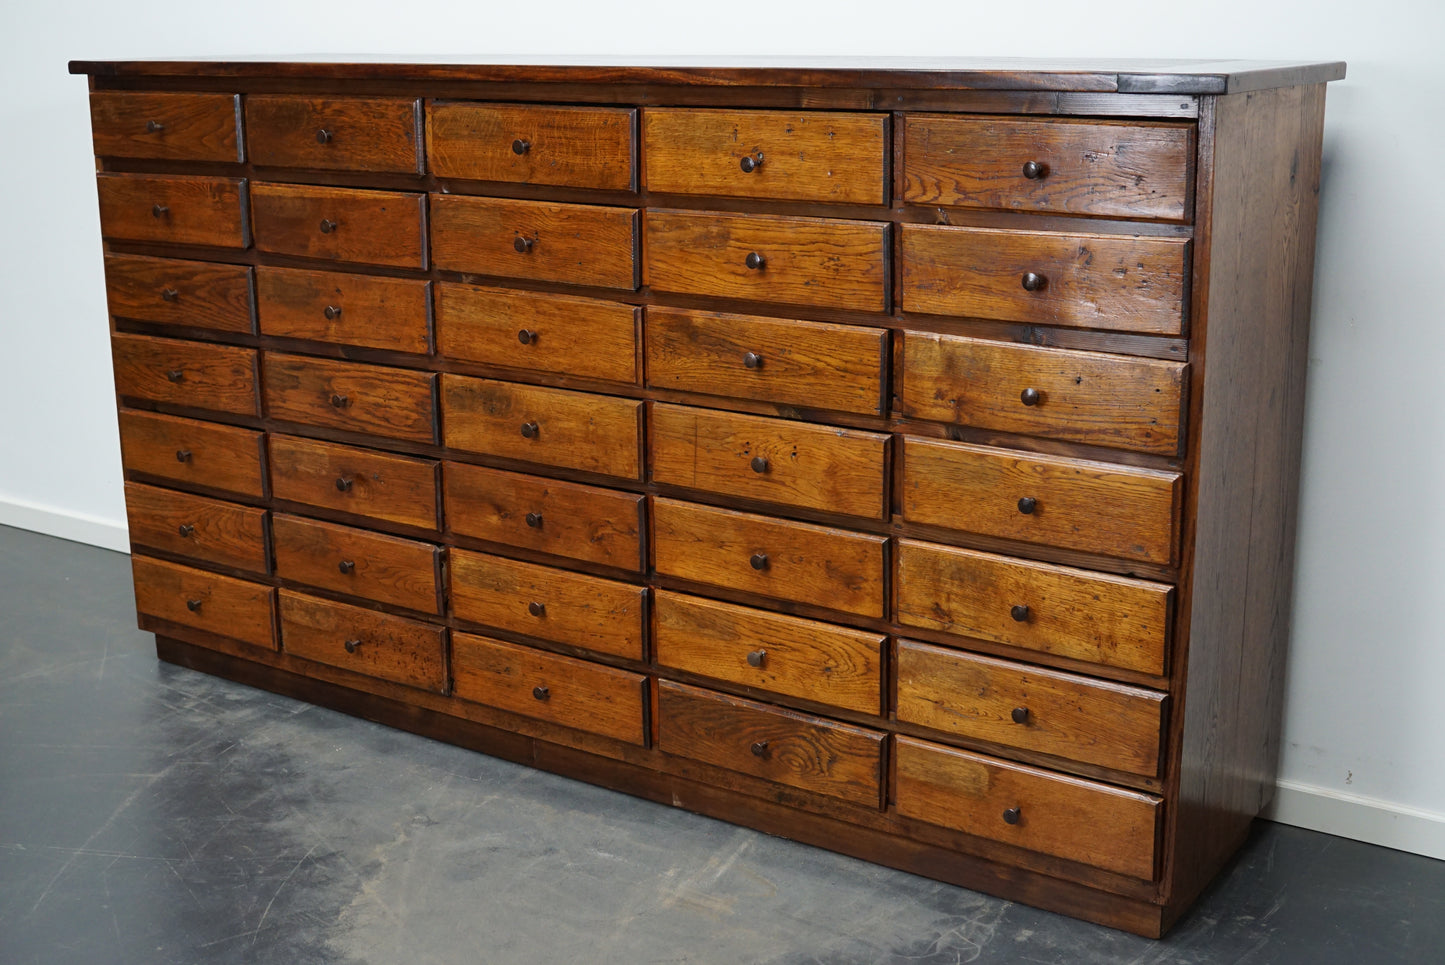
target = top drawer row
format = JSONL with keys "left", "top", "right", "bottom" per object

{"left": 90, "top": 93, "right": 1194, "bottom": 220}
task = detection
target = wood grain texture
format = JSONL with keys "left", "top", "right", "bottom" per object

{"left": 895, "top": 539, "right": 1172, "bottom": 677}
{"left": 651, "top": 497, "right": 886, "bottom": 619}
{"left": 900, "top": 332, "right": 1186, "bottom": 455}
{"left": 450, "top": 548, "right": 645, "bottom": 660}
{"left": 895, "top": 736, "right": 1161, "bottom": 879}
{"left": 654, "top": 591, "right": 884, "bottom": 715}
{"left": 643, "top": 108, "right": 887, "bottom": 204}
{"left": 118, "top": 409, "right": 266, "bottom": 498}
{"left": 104, "top": 254, "right": 255, "bottom": 334}
{"left": 245, "top": 95, "right": 422, "bottom": 173}
{"left": 250, "top": 182, "right": 426, "bottom": 268}
{"left": 651, "top": 404, "right": 888, "bottom": 520}
{"left": 272, "top": 513, "right": 440, "bottom": 613}
{"left": 901, "top": 224, "right": 1188, "bottom": 336}
{"left": 903, "top": 114, "right": 1193, "bottom": 221}
{"left": 261, "top": 352, "right": 437, "bottom": 443}
{"left": 256, "top": 267, "right": 431, "bottom": 354}
{"left": 428, "top": 101, "right": 636, "bottom": 190}
{"left": 443, "top": 462, "right": 644, "bottom": 571}
{"left": 267, "top": 433, "right": 439, "bottom": 530}
{"left": 124, "top": 482, "right": 269, "bottom": 574}
{"left": 896, "top": 639, "right": 1166, "bottom": 775}
{"left": 452, "top": 632, "right": 647, "bottom": 745}
{"left": 96, "top": 173, "right": 248, "bottom": 248}
{"left": 645, "top": 307, "right": 886, "bottom": 416}
{"left": 132, "top": 555, "right": 275, "bottom": 650}
{"left": 278, "top": 589, "right": 445, "bottom": 692}
{"left": 89, "top": 91, "right": 241, "bottom": 162}
{"left": 644, "top": 209, "right": 889, "bottom": 312}
{"left": 430, "top": 194, "right": 638, "bottom": 290}
{"left": 111, "top": 332, "right": 258, "bottom": 415}
{"left": 901, "top": 436, "right": 1182, "bottom": 565}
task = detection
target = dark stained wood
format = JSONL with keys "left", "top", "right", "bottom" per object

{"left": 118, "top": 409, "right": 266, "bottom": 497}
{"left": 267, "top": 433, "right": 439, "bottom": 530}
{"left": 428, "top": 101, "right": 636, "bottom": 190}
{"left": 256, "top": 267, "right": 431, "bottom": 354}
{"left": 132, "top": 554, "right": 276, "bottom": 649}
{"left": 104, "top": 254, "right": 255, "bottom": 334}
{"left": 96, "top": 173, "right": 249, "bottom": 247}
{"left": 111, "top": 332, "right": 258, "bottom": 415}
{"left": 261, "top": 352, "right": 437, "bottom": 443}
{"left": 89, "top": 91, "right": 242, "bottom": 162}
{"left": 272, "top": 512, "right": 441, "bottom": 612}
{"left": 245, "top": 95, "right": 423, "bottom": 173}
{"left": 277, "top": 589, "right": 445, "bottom": 691}
{"left": 250, "top": 182, "right": 427, "bottom": 268}
{"left": 124, "top": 482, "right": 269, "bottom": 573}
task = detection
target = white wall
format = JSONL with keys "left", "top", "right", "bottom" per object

{"left": 3, "top": 1, "right": 1442, "bottom": 857}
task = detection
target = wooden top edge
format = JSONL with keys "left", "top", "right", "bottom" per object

{"left": 67, "top": 57, "right": 1347, "bottom": 94}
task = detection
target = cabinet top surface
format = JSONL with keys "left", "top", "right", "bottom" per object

{"left": 69, "top": 56, "right": 1345, "bottom": 95}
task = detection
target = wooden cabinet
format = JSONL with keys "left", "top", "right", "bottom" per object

{"left": 75, "top": 55, "right": 1343, "bottom": 938}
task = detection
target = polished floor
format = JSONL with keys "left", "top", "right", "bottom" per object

{"left": 1, "top": 524, "right": 1441, "bottom": 964}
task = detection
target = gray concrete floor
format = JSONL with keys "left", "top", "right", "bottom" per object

{"left": 1, "top": 524, "right": 1441, "bottom": 964}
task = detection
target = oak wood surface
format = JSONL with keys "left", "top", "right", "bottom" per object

{"left": 262, "top": 352, "right": 437, "bottom": 443}
{"left": 277, "top": 589, "right": 445, "bottom": 691}
{"left": 111, "top": 332, "right": 259, "bottom": 416}
{"left": 97, "top": 173, "right": 249, "bottom": 248}
{"left": 89, "top": 91, "right": 242, "bottom": 162}
{"left": 266, "top": 433, "right": 439, "bottom": 529}
{"left": 104, "top": 254, "right": 255, "bottom": 334}
{"left": 428, "top": 101, "right": 636, "bottom": 190}
{"left": 271, "top": 512, "right": 440, "bottom": 613}
{"left": 245, "top": 95, "right": 423, "bottom": 173}
{"left": 132, "top": 554, "right": 276, "bottom": 649}
{"left": 124, "top": 482, "right": 270, "bottom": 574}
{"left": 118, "top": 408, "right": 267, "bottom": 497}
{"left": 256, "top": 267, "right": 431, "bottom": 354}
{"left": 250, "top": 181, "right": 427, "bottom": 268}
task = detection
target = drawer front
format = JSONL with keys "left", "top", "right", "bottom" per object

{"left": 900, "top": 332, "right": 1187, "bottom": 456}
{"left": 645, "top": 308, "right": 887, "bottom": 416}
{"left": 430, "top": 195, "right": 638, "bottom": 290}
{"left": 436, "top": 284, "right": 639, "bottom": 384}
{"left": 657, "top": 681, "right": 883, "bottom": 807}
{"left": 96, "top": 173, "right": 249, "bottom": 248}
{"left": 654, "top": 591, "right": 884, "bottom": 715}
{"left": 900, "top": 224, "right": 1189, "bottom": 336}
{"left": 643, "top": 109, "right": 887, "bottom": 204}
{"left": 256, "top": 267, "right": 431, "bottom": 354}
{"left": 262, "top": 353, "right": 437, "bottom": 443}
{"left": 651, "top": 404, "right": 888, "bottom": 520}
{"left": 444, "top": 463, "right": 644, "bottom": 571}
{"left": 124, "top": 482, "right": 269, "bottom": 574}
{"left": 651, "top": 498, "right": 887, "bottom": 619}
{"left": 901, "top": 437, "right": 1182, "bottom": 565}
{"left": 245, "top": 95, "right": 423, "bottom": 174}
{"left": 278, "top": 590, "right": 445, "bottom": 692}
{"left": 104, "top": 254, "right": 255, "bottom": 334}
{"left": 428, "top": 102, "right": 637, "bottom": 191}
{"left": 645, "top": 210, "right": 889, "bottom": 313}
{"left": 112, "top": 333, "right": 259, "bottom": 415}
{"left": 118, "top": 409, "right": 266, "bottom": 498}
{"left": 89, "top": 92, "right": 242, "bottom": 162}
{"left": 272, "top": 513, "right": 441, "bottom": 613}
{"left": 895, "top": 640, "right": 1166, "bottom": 775}
{"left": 250, "top": 183, "right": 427, "bottom": 269}
{"left": 895, "top": 540, "right": 1171, "bottom": 676}
{"left": 453, "top": 633, "right": 647, "bottom": 745}
{"left": 894, "top": 736, "right": 1161, "bottom": 879}
{"left": 268, "top": 434, "right": 439, "bottom": 530}
{"left": 450, "top": 549, "right": 645, "bottom": 661}
{"left": 441, "top": 375, "right": 642, "bottom": 481}
{"left": 902, "top": 115, "right": 1194, "bottom": 222}
{"left": 132, "top": 555, "right": 275, "bottom": 650}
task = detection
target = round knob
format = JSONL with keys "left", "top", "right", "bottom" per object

{"left": 520, "top": 421, "right": 539, "bottom": 439}
{"left": 1002, "top": 807, "right": 1022, "bottom": 825}
{"left": 525, "top": 512, "right": 543, "bottom": 528}
{"left": 1017, "top": 496, "right": 1037, "bottom": 515}
{"left": 145, "top": 120, "right": 165, "bottom": 133}
{"left": 739, "top": 153, "right": 763, "bottom": 173}
{"left": 151, "top": 204, "right": 168, "bottom": 218}
{"left": 514, "top": 236, "right": 534, "bottom": 253}
{"left": 316, "top": 129, "right": 333, "bottom": 144}
{"left": 319, "top": 219, "right": 337, "bottom": 234}
{"left": 323, "top": 305, "right": 342, "bottom": 321}
{"left": 1011, "top": 707, "right": 1030, "bottom": 724}
{"left": 750, "top": 740, "right": 769, "bottom": 758}
{"left": 746, "top": 649, "right": 767, "bottom": 668}
{"left": 1020, "top": 387, "right": 1041, "bottom": 406}
{"left": 166, "top": 369, "right": 184, "bottom": 383}
{"left": 185, "top": 598, "right": 203, "bottom": 612}
{"left": 532, "top": 685, "right": 549, "bottom": 700}
{"left": 1021, "top": 272, "right": 1046, "bottom": 292}
{"left": 749, "top": 553, "right": 769, "bottom": 571}
{"left": 744, "top": 252, "right": 766, "bottom": 271}
{"left": 1010, "top": 604, "right": 1030, "bottom": 622}
{"left": 329, "top": 393, "right": 348, "bottom": 408}
{"left": 335, "top": 476, "right": 353, "bottom": 492}
{"left": 338, "top": 560, "right": 356, "bottom": 575}
{"left": 1022, "top": 161, "right": 1048, "bottom": 180}
{"left": 344, "top": 638, "right": 362, "bottom": 654}
{"left": 750, "top": 456, "right": 769, "bottom": 474}
{"left": 160, "top": 287, "right": 179, "bottom": 302}
{"left": 175, "top": 449, "right": 192, "bottom": 463}
{"left": 743, "top": 352, "right": 763, "bottom": 370}
{"left": 528, "top": 601, "right": 546, "bottom": 617}
{"left": 512, "top": 138, "right": 530, "bottom": 155}
{"left": 518, "top": 329, "right": 537, "bottom": 345}
{"left": 177, "top": 524, "right": 195, "bottom": 538}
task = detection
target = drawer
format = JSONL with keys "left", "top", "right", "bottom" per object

{"left": 430, "top": 195, "right": 638, "bottom": 290}
{"left": 895, "top": 540, "right": 1171, "bottom": 676}
{"left": 132, "top": 555, "right": 275, "bottom": 650}
{"left": 895, "top": 640, "right": 1166, "bottom": 775}
{"left": 256, "top": 267, "right": 431, "bottom": 354}
{"left": 118, "top": 409, "right": 266, "bottom": 498}
{"left": 96, "top": 173, "right": 249, "bottom": 248}
{"left": 654, "top": 591, "right": 884, "bottom": 715}
{"left": 643, "top": 108, "right": 886, "bottom": 204}
{"left": 124, "top": 482, "right": 269, "bottom": 574}
{"left": 89, "top": 91, "right": 242, "bottom": 162}
{"left": 267, "top": 434, "right": 439, "bottom": 530}
{"left": 261, "top": 353, "right": 437, "bottom": 443}
{"left": 272, "top": 513, "right": 441, "bottom": 613}
{"left": 245, "top": 95, "right": 423, "bottom": 174}
{"left": 104, "top": 254, "right": 255, "bottom": 334}
{"left": 900, "top": 332, "right": 1187, "bottom": 456}
{"left": 450, "top": 549, "right": 645, "bottom": 660}
{"left": 645, "top": 307, "right": 887, "bottom": 416}
{"left": 651, "top": 497, "right": 886, "bottom": 619}
{"left": 111, "top": 333, "right": 259, "bottom": 415}
{"left": 902, "top": 114, "right": 1194, "bottom": 222}
{"left": 651, "top": 404, "right": 888, "bottom": 520}
{"left": 894, "top": 736, "right": 1161, "bottom": 879}
{"left": 444, "top": 463, "right": 644, "bottom": 571}
{"left": 901, "top": 437, "right": 1182, "bottom": 565}
{"left": 645, "top": 210, "right": 888, "bottom": 313}
{"left": 452, "top": 633, "right": 647, "bottom": 745}
{"left": 901, "top": 224, "right": 1189, "bottom": 336}
{"left": 441, "top": 375, "right": 642, "bottom": 481}
{"left": 428, "top": 102, "right": 636, "bottom": 191}
{"left": 250, "top": 183, "right": 427, "bottom": 269}
{"left": 436, "top": 284, "right": 639, "bottom": 384}
{"left": 657, "top": 681, "right": 883, "bottom": 808}
{"left": 278, "top": 590, "right": 445, "bottom": 692}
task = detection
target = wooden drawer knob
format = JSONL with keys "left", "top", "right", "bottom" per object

{"left": 518, "top": 328, "right": 538, "bottom": 345}
{"left": 338, "top": 559, "right": 356, "bottom": 574}
{"left": 1002, "top": 807, "right": 1022, "bottom": 825}
{"left": 743, "top": 352, "right": 764, "bottom": 369}
{"left": 1017, "top": 496, "right": 1037, "bottom": 515}
{"left": 330, "top": 393, "right": 349, "bottom": 408}
{"left": 1021, "top": 272, "right": 1047, "bottom": 292}
{"left": 151, "top": 204, "right": 169, "bottom": 218}
{"left": 177, "top": 523, "right": 195, "bottom": 538}
{"left": 160, "top": 287, "right": 180, "bottom": 303}
{"left": 1011, "top": 707, "right": 1030, "bottom": 724}
{"left": 1010, "top": 604, "right": 1030, "bottom": 622}
{"left": 744, "top": 251, "right": 766, "bottom": 271}
{"left": 750, "top": 740, "right": 769, "bottom": 758}
{"left": 1022, "top": 160, "right": 1048, "bottom": 180}
{"left": 319, "top": 219, "right": 338, "bottom": 234}
{"left": 145, "top": 120, "right": 165, "bottom": 134}
{"left": 514, "top": 236, "right": 534, "bottom": 253}
{"left": 185, "top": 598, "right": 203, "bottom": 612}
{"left": 175, "top": 449, "right": 192, "bottom": 463}
{"left": 746, "top": 649, "right": 767, "bottom": 668}
{"left": 335, "top": 476, "right": 353, "bottom": 492}
{"left": 1020, "top": 387, "right": 1041, "bottom": 406}
{"left": 528, "top": 601, "right": 546, "bottom": 617}
{"left": 750, "top": 456, "right": 769, "bottom": 474}
{"left": 324, "top": 305, "right": 342, "bottom": 320}
{"left": 525, "top": 512, "right": 543, "bottom": 528}
{"left": 749, "top": 553, "right": 769, "bottom": 571}
{"left": 166, "top": 369, "right": 185, "bottom": 383}
{"left": 532, "top": 685, "right": 549, "bottom": 700}
{"left": 512, "top": 138, "right": 530, "bottom": 155}
{"left": 316, "top": 129, "right": 333, "bottom": 144}
{"left": 739, "top": 152, "right": 763, "bottom": 173}
{"left": 343, "top": 638, "right": 362, "bottom": 654}
{"left": 520, "top": 421, "right": 539, "bottom": 439}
